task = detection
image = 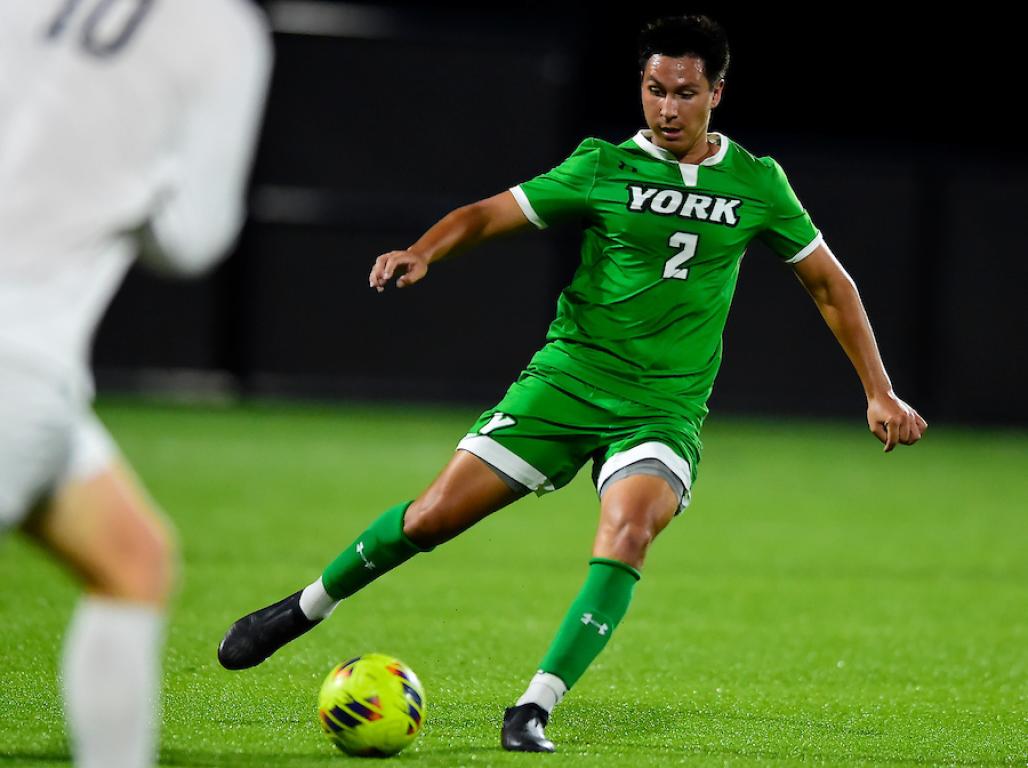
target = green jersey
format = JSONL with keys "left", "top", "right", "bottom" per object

{"left": 510, "top": 129, "right": 821, "bottom": 425}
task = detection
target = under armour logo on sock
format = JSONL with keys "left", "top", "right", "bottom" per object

{"left": 356, "top": 541, "right": 376, "bottom": 570}
{"left": 580, "top": 612, "right": 609, "bottom": 636}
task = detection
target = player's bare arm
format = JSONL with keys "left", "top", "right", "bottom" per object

{"left": 369, "top": 190, "right": 531, "bottom": 292}
{"left": 791, "top": 244, "right": 927, "bottom": 452}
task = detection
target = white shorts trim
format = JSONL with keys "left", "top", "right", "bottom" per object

{"left": 457, "top": 435, "right": 554, "bottom": 492}
{"left": 595, "top": 442, "right": 693, "bottom": 509}
{"left": 0, "top": 367, "right": 116, "bottom": 528}
{"left": 61, "top": 411, "right": 118, "bottom": 486}
{"left": 785, "top": 232, "right": 824, "bottom": 264}
{"left": 509, "top": 186, "right": 547, "bottom": 230}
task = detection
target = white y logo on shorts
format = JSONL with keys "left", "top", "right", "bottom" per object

{"left": 356, "top": 541, "right": 375, "bottom": 570}
{"left": 480, "top": 412, "right": 516, "bottom": 435}
{"left": 580, "top": 612, "right": 609, "bottom": 636}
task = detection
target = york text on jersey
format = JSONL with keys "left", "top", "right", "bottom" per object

{"left": 626, "top": 185, "right": 742, "bottom": 227}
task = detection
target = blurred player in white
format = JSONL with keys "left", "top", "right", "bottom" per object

{"left": 0, "top": 1, "right": 271, "bottom": 766}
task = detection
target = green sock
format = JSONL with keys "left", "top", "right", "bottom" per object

{"left": 321, "top": 501, "right": 431, "bottom": 600}
{"left": 538, "top": 557, "right": 641, "bottom": 689}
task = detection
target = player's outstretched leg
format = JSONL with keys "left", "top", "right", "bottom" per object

{"left": 218, "top": 499, "right": 426, "bottom": 669}
{"left": 502, "top": 474, "right": 677, "bottom": 752}
{"left": 219, "top": 450, "right": 519, "bottom": 669}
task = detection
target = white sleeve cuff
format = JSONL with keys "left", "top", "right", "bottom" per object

{"left": 785, "top": 232, "right": 824, "bottom": 264}
{"left": 509, "top": 185, "right": 547, "bottom": 230}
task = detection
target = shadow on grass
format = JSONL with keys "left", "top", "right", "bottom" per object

{"left": 0, "top": 752, "right": 68, "bottom": 766}
{"left": 159, "top": 746, "right": 503, "bottom": 766}
{"left": 3, "top": 743, "right": 1012, "bottom": 768}
{"left": 160, "top": 750, "right": 337, "bottom": 767}
{"left": 556, "top": 705, "right": 1016, "bottom": 767}
{"left": 609, "top": 743, "right": 1017, "bottom": 768}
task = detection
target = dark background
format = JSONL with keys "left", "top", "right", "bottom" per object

{"left": 94, "top": 2, "right": 1028, "bottom": 425}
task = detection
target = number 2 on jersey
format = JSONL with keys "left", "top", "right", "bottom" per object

{"left": 46, "top": 0, "right": 155, "bottom": 58}
{"left": 662, "top": 231, "right": 699, "bottom": 281}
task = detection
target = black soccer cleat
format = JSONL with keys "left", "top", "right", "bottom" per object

{"left": 501, "top": 703, "right": 556, "bottom": 753}
{"left": 217, "top": 590, "right": 321, "bottom": 670}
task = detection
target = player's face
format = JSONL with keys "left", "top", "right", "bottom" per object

{"left": 641, "top": 55, "right": 723, "bottom": 157}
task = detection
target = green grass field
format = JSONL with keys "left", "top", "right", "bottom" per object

{"left": 1, "top": 400, "right": 1025, "bottom": 767}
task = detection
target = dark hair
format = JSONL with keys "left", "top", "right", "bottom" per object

{"left": 638, "top": 15, "right": 730, "bottom": 86}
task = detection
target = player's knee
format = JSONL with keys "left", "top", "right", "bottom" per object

{"left": 597, "top": 497, "right": 672, "bottom": 565}
{"left": 93, "top": 505, "right": 178, "bottom": 606}
{"left": 402, "top": 497, "right": 443, "bottom": 547}
{"left": 606, "top": 519, "right": 655, "bottom": 560}
{"left": 402, "top": 493, "right": 458, "bottom": 548}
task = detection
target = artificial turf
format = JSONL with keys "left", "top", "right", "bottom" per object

{"left": 1, "top": 400, "right": 1025, "bottom": 767}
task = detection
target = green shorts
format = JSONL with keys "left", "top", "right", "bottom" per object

{"left": 457, "top": 367, "right": 702, "bottom": 510}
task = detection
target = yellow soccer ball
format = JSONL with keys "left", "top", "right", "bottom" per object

{"left": 317, "top": 653, "right": 426, "bottom": 757}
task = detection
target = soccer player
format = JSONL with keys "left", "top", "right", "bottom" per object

{"left": 219, "top": 15, "right": 926, "bottom": 752}
{"left": 0, "top": 2, "right": 271, "bottom": 766}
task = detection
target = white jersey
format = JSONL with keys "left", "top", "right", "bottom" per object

{"left": 0, "top": 0, "right": 272, "bottom": 399}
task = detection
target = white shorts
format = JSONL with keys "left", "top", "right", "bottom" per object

{"left": 0, "top": 363, "right": 117, "bottom": 530}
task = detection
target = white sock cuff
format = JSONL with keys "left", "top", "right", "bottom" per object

{"left": 299, "top": 577, "right": 338, "bottom": 620}
{"left": 516, "top": 671, "right": 568, "bottom": 714}
{"left": 73, "top": 596, "right": 163, "bottom": 635}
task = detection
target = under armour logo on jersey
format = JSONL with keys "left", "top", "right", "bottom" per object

{"left": 580, "top": 613, "right": 609, "bottom": 636}
{"left": 356, "top": 541, "right": 375, "bottom": 570}
{"left": 626, "top": 184, "right": 742, "bottom": 226}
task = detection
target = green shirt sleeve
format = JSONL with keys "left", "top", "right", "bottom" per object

{"left": 758, "top": 158, "right": 822, "bottom": 263}
{"left": 510, "top": 138, "right": 601, "bottom": 230}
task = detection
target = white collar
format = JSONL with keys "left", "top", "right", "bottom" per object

{"left": 632, "top": 129, "right": 730, "bottom": 167}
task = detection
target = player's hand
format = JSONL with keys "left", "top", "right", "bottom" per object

{"left": 867, "top": 392, "right": 927, "bottom": 453}
{"left": 369, "top": 250, "right": 430, "bottom": 292}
